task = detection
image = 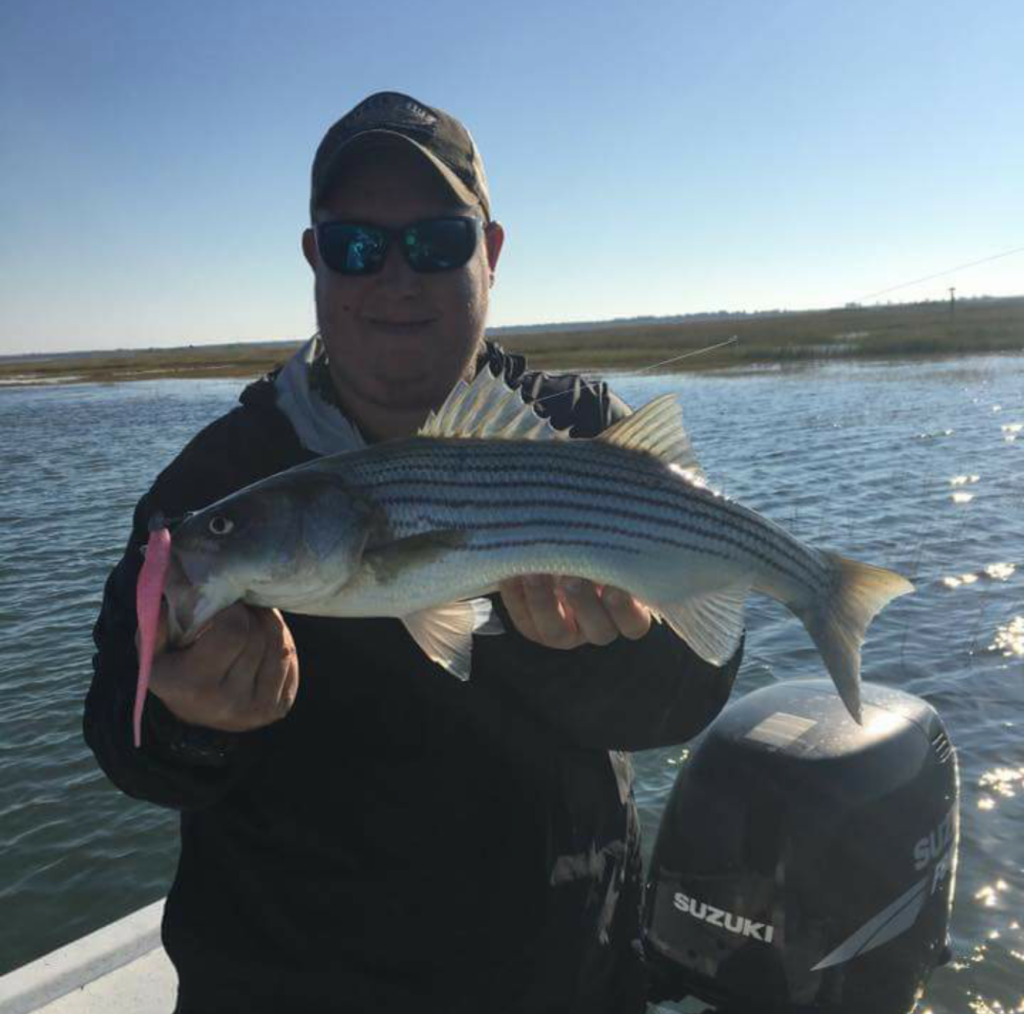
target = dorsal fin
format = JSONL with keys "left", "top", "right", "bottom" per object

{"left": 419, "top": 366, "right": 568, "bottom": 441}
{"left": 597, "top": 395, "right": 704, "bottom": 480}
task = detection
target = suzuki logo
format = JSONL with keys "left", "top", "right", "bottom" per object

{"left": 673, "top": 892, "right": 775, "bottom": 943}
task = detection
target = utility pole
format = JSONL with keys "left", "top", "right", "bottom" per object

{"left": 948, "top": 286, "right": 956, "bottom": 317}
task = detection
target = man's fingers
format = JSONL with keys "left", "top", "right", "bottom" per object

{"left": 601, "top": 586, "right": 652, "bottom": 640}
{"left": 220, "top": 606, "right": 266, "bottom": 697}
{"left": 499, "top": 578, "right": 541, "bottom": 643}
{"left": 500, "top": 576, "right": 649, "bottom": 650}
{"left": 146, "top": 602, "right": 299, "bottom": 733}
{"left": 251, "top": 610, "right": 298, "bottom": 720}
{"left": 522, "top": 574, "right": 583, "bottom": 649}
{"left": 500, "top": 576, "right": 582, "bottom": 649}
{"left": 276, "top": 642, "right": 300, "bottom": 714}
{"left": 559, "top": 578, "right": 619, "bottom": 646}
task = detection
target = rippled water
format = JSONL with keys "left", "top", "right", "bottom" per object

{"left": 1, "top": 356, "right": 1021, "bottom": 1012}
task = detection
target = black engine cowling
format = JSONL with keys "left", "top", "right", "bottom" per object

{"left": 644, "top": 679, "right": 958, "bottom": 1014}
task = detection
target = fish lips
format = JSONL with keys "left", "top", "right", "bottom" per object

{"left": 163, "top": 549, "right": 228, "bottom": 646}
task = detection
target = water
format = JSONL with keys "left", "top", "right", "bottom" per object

{"left": 1, "top": 357, "right": 1021, "bottom": 1012}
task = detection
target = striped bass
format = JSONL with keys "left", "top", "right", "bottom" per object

{"left": 158, "top": 367, "right": 914, "bottom": 722}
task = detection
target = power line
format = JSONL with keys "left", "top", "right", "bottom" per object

{"left": 518, "top": 244, "right": 1021, "bottom": 394}
{"left": 861, "top": 245, "right": 1024, "bottom": 301}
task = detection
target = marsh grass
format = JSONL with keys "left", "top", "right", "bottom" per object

{"left": 0, "top": 342, "right": 304, "bottom": 385}
{"left": 509, "top": 296, "right": 1024, "bottom": 371}
{"left": 3, "top": 297, "right": 1022, "bottom": 385}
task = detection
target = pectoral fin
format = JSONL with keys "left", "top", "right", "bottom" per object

{"left": 365, "top": 529, "right": 469, "bottom": 583}
{"left": 403, "top": 598, "right": 501, "bottom": 680}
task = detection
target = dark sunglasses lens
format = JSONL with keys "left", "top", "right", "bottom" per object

{"left": 318, "top": 224, "right": 388, "bottom": 274}
{"left": 404, "top": 218, "right": 478, "bottom": 273}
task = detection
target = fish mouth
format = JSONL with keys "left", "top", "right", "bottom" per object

{"left": 163, "top": 550, "right": 226, "bottom": 646}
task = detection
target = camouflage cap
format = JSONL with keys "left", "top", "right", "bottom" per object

{"left": 310, "top": 91, "right": 491, "bottom": 220}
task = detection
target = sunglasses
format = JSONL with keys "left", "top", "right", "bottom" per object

{"left": 314, "top": 215, "right": 484, "bottom": 276}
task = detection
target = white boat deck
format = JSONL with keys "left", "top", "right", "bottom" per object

{"left": 0, "top": 901, "right": 175, "bottom": 1014}
{"left": 0, "top": 902, "right": 685, "bottom": 1013}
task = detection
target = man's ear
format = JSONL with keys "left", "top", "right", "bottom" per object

{"left": 302, "top": 227, "right": 318, "bottom": 271}
{"left": 484, "top": 221, "right": 505, "bottom": 280}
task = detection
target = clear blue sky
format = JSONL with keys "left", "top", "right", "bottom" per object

{"left": 1, "top": 0, "right": 1021, "bottom": 354}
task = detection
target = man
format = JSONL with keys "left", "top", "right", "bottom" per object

{"left": 85, "top": 92, "right": 742, "bottom": 1013}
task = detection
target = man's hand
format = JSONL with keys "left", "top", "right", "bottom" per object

{"left": 139, "top": 603, "right": 299, "bottom": 733}
{"left": 499, "top": 575, "right": 651, "bottom": 650}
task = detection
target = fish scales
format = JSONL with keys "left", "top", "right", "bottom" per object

{"left": 344, "top": 440, "right": 825, "bottom": 584}
{"left": 339, "top": 438, "right": 829, "bottom": 594}
{"left": 352, "top": 467, "right": 822, "bottom": 590}
{"left": 325, "top": 437, "right": 831, "bottom": 610}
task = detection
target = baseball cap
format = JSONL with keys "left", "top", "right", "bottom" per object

{"left": 310, "top": 91, "right": 491, "bottom": 220}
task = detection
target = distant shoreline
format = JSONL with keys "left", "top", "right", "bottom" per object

{"left": 3, "top": 296, "right": 1022, "bottom": 387}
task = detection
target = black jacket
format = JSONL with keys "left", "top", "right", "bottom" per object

{"left": 84, "top": 343, "right": 741, "bottom": 1014}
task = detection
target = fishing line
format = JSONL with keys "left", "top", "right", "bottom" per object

{"left": 528, "top": 336, "right": 739, "bottom": 411}
{"left": 630, "top": 336, "right": 739, "bottom": 375}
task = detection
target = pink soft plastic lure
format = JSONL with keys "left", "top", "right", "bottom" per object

{"left": 134, "top": 526, "right": 172, "bottom": 747}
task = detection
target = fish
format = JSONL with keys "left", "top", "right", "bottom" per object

{"left": 145, "top": 366, "right": 914, "bottom": 726}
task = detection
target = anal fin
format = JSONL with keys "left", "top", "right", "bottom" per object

{"left": 403, "top": 598, "right": 502, "bottom": 681}
{"left": 653, "top": 583, "right": 749, "bottom": 665}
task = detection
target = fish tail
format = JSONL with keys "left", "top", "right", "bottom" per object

{"left": 796, "top": 552, "right": 914, "bottom": 724}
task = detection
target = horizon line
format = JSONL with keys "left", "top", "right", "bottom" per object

{"left": 3, "top": 291, "right": 1022, "bottom": 361}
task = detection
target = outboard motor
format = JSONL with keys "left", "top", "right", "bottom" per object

{"left": 644, "top": 680, "right": 958, "bottom": 1014}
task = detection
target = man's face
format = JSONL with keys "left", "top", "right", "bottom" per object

{"left": 302, "top": 141, "right": 504, "bottom": 441}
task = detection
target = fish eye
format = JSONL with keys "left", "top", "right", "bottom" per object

{"left": 208, "top": 515, "right": 234, "bottom": 536}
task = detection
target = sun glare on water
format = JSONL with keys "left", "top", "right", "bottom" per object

{"left": 990, "top": 616, "right": 1024, "bottom": 658}
{"left": 942, "top": 563, "right": 1015, "bottom": 589}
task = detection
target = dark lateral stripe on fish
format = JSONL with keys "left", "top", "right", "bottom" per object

{"left": 374, "top": 482, "right": 820, "bottom": 590}
{"left": 356, "top": 461, "right": 759, "bottom": 541}
{"left": 446, "top": 537, "right": 645, "bottom": 556}
{"left": 359, "top": 469, "right": 773, "bottom": 548}
{"left": 387, "top": 514, "right": 738, "bottom": 563}
{"left": 359, "top": 468, "right": 682, "bottom": 499}
{"left": 353, "top": 446, "right": 785, "bottom": 536}
{"left": 353, "top": 451, "right": 681, "bottom": 496}
{"left": 377, "top": 496, "right": 815, "bottom": 587}
{"left": 353, "top": 444, "right": 689, "bottom": 492}
{"left": 378, "top": 441, "right": 689, "bottom": 482}
{"left": 366, "top": 478, "right": 823, "bottom": 589}
{"left": 351, "top": 450, "right": 805, "bottom": 560}
{"left": 344, "top": 440, "right": 826, "bottom": 586}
